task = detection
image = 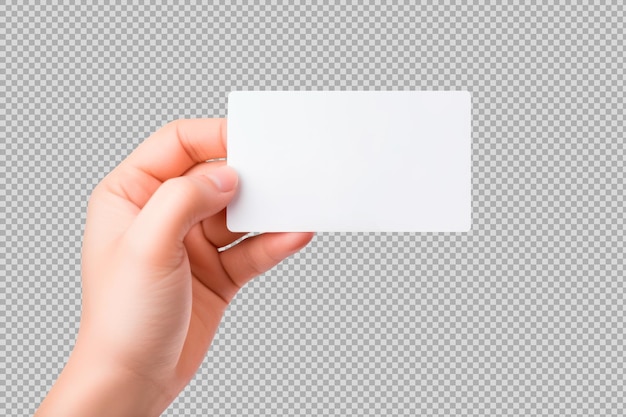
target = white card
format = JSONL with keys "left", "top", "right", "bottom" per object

{"left": 226, "top": 91, "right": 471, "bottom": 232}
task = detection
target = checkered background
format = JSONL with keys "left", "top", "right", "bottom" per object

{"left": 1, "top": 1, "right": 624, "bottom": 416}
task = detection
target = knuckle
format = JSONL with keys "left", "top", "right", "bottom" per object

{"left": 158, "top": 176, "right": 197, "bottom": 199}
{"left": 164, "top": 118, "right": 183, "bottom": 131}
{"left": 240, "top": 246, "right": 265, "bottom": 278}
{"left": 86, "top": 182, "right": 106, "bottom": 209}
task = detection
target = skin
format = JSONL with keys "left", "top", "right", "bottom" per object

{"left": 34, "top": 118, "right": 314, "bottom": 417}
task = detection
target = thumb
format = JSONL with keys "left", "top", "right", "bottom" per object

{"left": 123, "top": 166, "right": 238, "bottom": 264}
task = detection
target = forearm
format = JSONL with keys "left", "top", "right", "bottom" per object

{"left": 34, "top": 345, "right": 170, "bottom": 417}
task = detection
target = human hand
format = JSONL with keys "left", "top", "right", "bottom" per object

{"left": 34, "top": 119, "right": 314, "bottom": 417}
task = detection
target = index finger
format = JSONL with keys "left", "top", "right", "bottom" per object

{"left": 118, "top": 118, "right": 227, "bottom": 182}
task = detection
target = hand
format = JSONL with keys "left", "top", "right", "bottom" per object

{"left": 35, "top": 119, "right": 314, "bottom": 416}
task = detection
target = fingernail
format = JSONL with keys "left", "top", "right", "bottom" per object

{"left": 206, "top": 166, "right": 238, "bottom": 192}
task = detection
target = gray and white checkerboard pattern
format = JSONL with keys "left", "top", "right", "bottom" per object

{"left": 1, "top": 1, "right": 624, "bottom": 416}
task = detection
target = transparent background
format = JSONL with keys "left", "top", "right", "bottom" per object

{"left": 1, "top": 2, "right": 624, "bottom": 416}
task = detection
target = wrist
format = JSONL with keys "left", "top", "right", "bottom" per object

{"left": 34, "top": 344, "right": 172, "bottom": 417}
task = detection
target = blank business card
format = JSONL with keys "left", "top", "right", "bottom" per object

{"left": 226, "top": 91, "right": 471, "bottom": 232}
